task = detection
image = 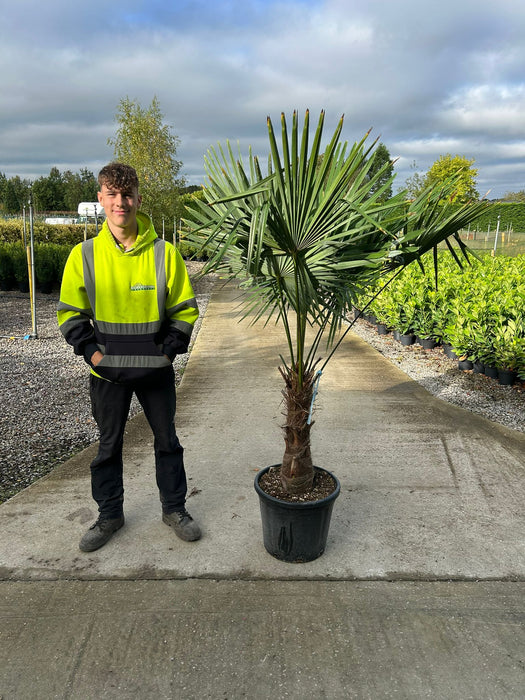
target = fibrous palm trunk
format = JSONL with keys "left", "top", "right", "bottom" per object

{"left": 279, "top": 364, "right": 316, "bottom": 493}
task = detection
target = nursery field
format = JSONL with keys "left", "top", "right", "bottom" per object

{"left": 456, "top": 229, "right": 525, "bottom": 256}
{"left": 364, "top": 252, "right": 525, "bottom": 385}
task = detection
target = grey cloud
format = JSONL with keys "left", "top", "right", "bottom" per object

{"left": 1, "top": 0, "right": 525, "bottom": 198}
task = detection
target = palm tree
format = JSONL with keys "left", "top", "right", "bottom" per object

{"left": 186, "top": 110, "right": 490, "bottom": 496}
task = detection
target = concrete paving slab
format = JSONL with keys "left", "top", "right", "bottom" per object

{"left": 1, "top": 580, "right": 524, "bottom": 699}
{"left": 1, "top": 281, "right": 525, "bottom": 581}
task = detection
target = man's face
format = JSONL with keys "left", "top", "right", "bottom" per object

{"left": 97, "top": 183, "right": 142, "bottom": 232}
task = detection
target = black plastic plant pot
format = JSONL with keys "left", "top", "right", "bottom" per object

{"left": 498, "top": 369, "right": 516, "bottom": 386}
{"left": 458, "top": 358, "right": 474, "bottom": 371}
{"left": 400, "top": 333, "right": 416, "bottom": 346}
{"left": 484, "top": 365, "right": 499, "bottom": 379}
{"left": 418, "top": 337, "right": 438, "bottom": 350}
{"left": 254, "top": 465, "right": 341, "bottom": 563}
{"left": 443, "top": 343, "right": 458, "bottom": 360}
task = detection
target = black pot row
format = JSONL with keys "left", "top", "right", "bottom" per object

{"left": 355, "top": 309, "right": 523, "bottom": 387}
{"left": 366, "top": 316, "right": 521, "bottom": 387}
{"left": 375, "top": 324, "right": 439, "bottom": 350}
{"left": 457, "top": 358, "right": 518, "bottom": 385}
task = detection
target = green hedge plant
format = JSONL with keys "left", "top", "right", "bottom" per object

{"left": 0, "top": 241, "right": 73, "bottom": 292}
{"left": 35, "top": 243, "right": 57, "bottom": 290}
{"left": 11, "top": 243, "right": 29, "bottom": 291}
{"left": 0, "top": 242, "right": 15, "bottom": 290}
{"left": 358, "top": 252, "right": 525, "bottom": 380}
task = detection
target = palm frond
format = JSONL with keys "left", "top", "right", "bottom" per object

{"left": 184, "top": 111, "right": 492, "bottom": 389}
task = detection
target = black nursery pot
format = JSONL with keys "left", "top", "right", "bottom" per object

{"left": 400, "top": 333, "right": 416, "bottom": 346}
{"left": 442, "top": 343, "right": 458, "bottom": 360}
{"left": 484, "top": 365, "right": 499, "bottom": 379}
{"left": 254, "top": 465, "right": 340, "bottom": 563}
{"left": 418, "top": 337, "right": 438, "bottom": 350}
{"left": 458, "top": 358, "right": 474, "bottom": 371}
{"left": 498, "top": 369, "right": 516, "bottom": 386}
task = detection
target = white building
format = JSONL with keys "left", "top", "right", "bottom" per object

{"left": 77, "top": 202, "right": 105, "bottom": 218}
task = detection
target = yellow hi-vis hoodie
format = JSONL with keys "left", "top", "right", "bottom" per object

{"left": 57, "top": 211, "right": 199, "bottom": 384}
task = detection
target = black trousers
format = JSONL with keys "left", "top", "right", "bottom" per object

{"left": 89, "top": 367, "right": 187, "bottom": 518}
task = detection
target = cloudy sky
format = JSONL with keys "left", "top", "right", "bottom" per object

{"left": 1, "top": 0, "right": 524, "bottom": 198}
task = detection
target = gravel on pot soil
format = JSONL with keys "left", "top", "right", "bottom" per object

{"left": 258, "top": 466, "right": 337, "bottom": 502}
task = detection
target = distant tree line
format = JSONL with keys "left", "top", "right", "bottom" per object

{"left": 0, "top": 168, "right": 99, "bottom": 215}
{"left": 0, "top": 165, "right": 202, "bottom": 220}
{"left": 502, "top": 190, "right": 525, "bottom": 202}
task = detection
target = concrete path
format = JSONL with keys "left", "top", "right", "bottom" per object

{"left": 1, "top": 281, "right": 524, "bottom": 698}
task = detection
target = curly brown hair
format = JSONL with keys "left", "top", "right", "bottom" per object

{"left": 98, "top": 162, "right": 139, "bottom": 191}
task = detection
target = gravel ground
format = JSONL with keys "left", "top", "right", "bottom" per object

{"left": 350, "top": 317, "right": 524, "bottom": 434}
{"left": 1, "top": 273, "right": 523, "bottom": 503}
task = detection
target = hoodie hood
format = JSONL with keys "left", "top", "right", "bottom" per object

{"left": 100, "top": 210, "right": 158, "bottom": 255}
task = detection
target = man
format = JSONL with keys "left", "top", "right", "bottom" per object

{"left": 58, "top": 162, "right": 201, "bottom": 552}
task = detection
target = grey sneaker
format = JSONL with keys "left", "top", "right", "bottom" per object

{"left": 79, "top": 515, "right": 125, "bottom": 552}
{"left": 162, "top": 509, "right": 201, "bottom": 541}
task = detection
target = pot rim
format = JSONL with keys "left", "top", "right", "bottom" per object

{"left": 254, "top": 464, "right": 341, "bottom": 509}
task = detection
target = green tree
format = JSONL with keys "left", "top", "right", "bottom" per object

{"left": 0, "top": 172, "right": 6, "bottom": 210}
{"left": 180, "top": 184, "right": 203, "bottom": 195}
{"left": 502, "top": 190, "right": 525, "bottom": 202}
{"left": 62, "top": 170, "right": 83, "bottom": 211}
{"left": 424, "top": 154, "right": 479, "bottom": 202}
{"left": 80, "top": 168, "right": 98, "bottom": 201}
{"left": 32, "top": 167, "right": 66, "bottom": 211}
{"left": 62, "top": 169, "right": 97, "bottom": 210}
{"left": 186, "top": 110, "right": 490, "bottom": 495}
{"left": 368, "top": 142, "right": 393, "bottom": 201}
{"left": 403, "top": 160, "right": 426, "bottom": 199}
{"left": 108, "top": 96, "right": 185, "bottom": 229}
{"left": 4, "top": 180, "right": 21, "bottom": 214}
{"left": 16, "top": 177, "right": 31, "bottom": 211}
{"left": 3, "top": 176, "right": 31, "bottom": 214}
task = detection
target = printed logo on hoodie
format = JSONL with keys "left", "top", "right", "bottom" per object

{"left": 130, "top": 284, "right": 155, "bottom": 291}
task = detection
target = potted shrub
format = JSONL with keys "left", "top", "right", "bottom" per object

{"left": 11, "top": 242, "right": 29, "bottom": 293}
{"left": 0, "top": 242, "right": 15, "bottom": 291}
{"left": 395, "top": 281, "right": 418, "bottom": 344}
{"left": 410, "top": 283, "right": 450, "bottom": 349}
{"left": 55, "top": 244, "right": 74, "bottom": 285}
{"left": 412, "top": 306, "right": 439, "bottom": 348}
{"left": 369, "top": 293, "right": 394, "bottom": 335}
{"left": 186, "top": 111, "right": 490, "bottom": 562}
{"left": 492, "top": 317, "right": 525, "bottom": 385}
{"left": 35, "top": 243, "right": 56, "bottom": 293}
{"left": 466, "top": 301, "right": 501, "bottom": 374}
{"left": 381, "top": 278, "right": 417, "bottom": 345}
{"left": 445, "top": 317, "right": 477, "bottom": 370}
